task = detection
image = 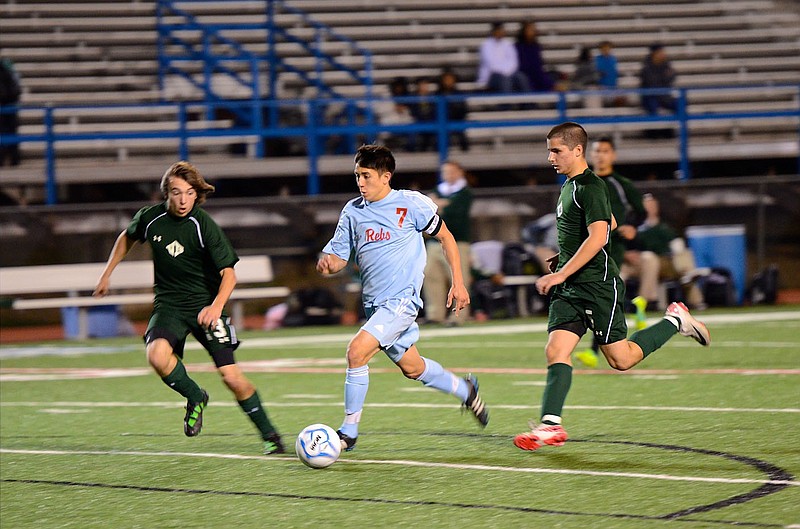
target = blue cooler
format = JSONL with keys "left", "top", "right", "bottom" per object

{"left": 685, "top": 225, "right": 746, "bottom": 304}
{"left": 61, "top": 305, "right": 121, "bottom": 339}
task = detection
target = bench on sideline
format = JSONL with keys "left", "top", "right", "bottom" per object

{"left": 0, "top": 256, "right": 288, "bottom": 339}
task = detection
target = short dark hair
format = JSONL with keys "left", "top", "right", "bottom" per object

{"left": 547, "top": 122, "right": 588, "bottom": 152}
{"left": 160, "top": 161, "right": 215, "bottom": 204}
{"left": 354, "top": 144, "right": 396, "bottom": 175}
{"left": 594, "top": 135, "right": 615, "bottom": 149}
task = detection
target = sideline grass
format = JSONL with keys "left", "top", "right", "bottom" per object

{"left": 1, "top": 308, "right": 799, "bottom": 528}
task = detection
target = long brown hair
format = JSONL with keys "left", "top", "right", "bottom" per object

{"left": 160, "top": 161, "right": 215, "bottom": 204}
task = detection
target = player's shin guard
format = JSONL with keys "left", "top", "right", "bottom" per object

{"left": 630, "top": 319, "right": 678, "bottom": 359}
{"left": 341, "top": 365, "right": 369, "bottom": 438}
{"left": 162, "top": 360, "right": 204, "bottom": 403}
{"left": 417, "top": 356, "right": 469, "bottom": 401}
{"left": 541, "top": 363, "right": 572, "bottom": 425}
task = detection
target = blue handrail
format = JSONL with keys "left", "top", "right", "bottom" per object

{"left": 1, "top": 84, "right": 798, "bottom": 204}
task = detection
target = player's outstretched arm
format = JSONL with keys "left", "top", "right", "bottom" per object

{"left": 316, "top": 253, "right": 348, "bottom": 275}
{"left": 93, "top": 230, "right": 137, "bottom": 297}
{"left": 434, "top": 221, "right": 471, "bottom": 313}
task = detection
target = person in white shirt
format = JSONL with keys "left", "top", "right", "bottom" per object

{"left": 477, "top": 22, "right": 531, "bottom": 94}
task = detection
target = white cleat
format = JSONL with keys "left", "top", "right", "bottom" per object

{"left": 665, "top": 302, "right": 711, "bottom": 346}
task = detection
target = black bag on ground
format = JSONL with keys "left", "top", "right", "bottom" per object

{"left": 700, "top": 267, "right": 737, "bottom": 307}
{"left": 747, "top": 264, "right": 779, "bottom": 305}
{"left": 283, "top": 288, "right": 343, "bottom": 326}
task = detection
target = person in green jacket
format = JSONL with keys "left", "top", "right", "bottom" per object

{"left": 423, "top": 160, "right": 473, "bottom": 324}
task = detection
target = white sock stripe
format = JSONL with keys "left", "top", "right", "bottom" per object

{"left": 346, "top": 366, "right": 369, "bottom": 377}
{"left": 541, "top": 414, "right": 562, "bottom": 424}
{"left": 664, "top": 315, "right": 681, "bottom": 330}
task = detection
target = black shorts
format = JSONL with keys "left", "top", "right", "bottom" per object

{"left": 547, "top": 276, "right": 628, "bottom": 344}
{"left": 145, "top": 309, "right": 239, "bottom": 368}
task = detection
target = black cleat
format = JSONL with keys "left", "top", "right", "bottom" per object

{"left": 263, "top": 432, "right": 285, "bottom": 455}
{"left": 462, "top": 374, "right": 489, "bottom": 427}
{"left": 184, "top": 389, "right": 209, "bottom": 437}
{"left": 336, "top": 429, "right": 357, "bottom": 452}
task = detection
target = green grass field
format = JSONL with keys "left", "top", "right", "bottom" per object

{"left": 1, "top": 307, "right": 799, "bottom": 528}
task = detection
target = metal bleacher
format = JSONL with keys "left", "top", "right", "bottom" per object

{"left": 1, "top": 0, "right": 799, "bottom": 200}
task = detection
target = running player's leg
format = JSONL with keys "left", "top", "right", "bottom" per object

{"left": 197, "top": 316, "right": 284, "bottom": 453}
{"left": 338, "top": 327, "right": 382, "bottom": 447}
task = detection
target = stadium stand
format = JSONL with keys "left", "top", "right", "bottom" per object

{"left": 0, "top": 0, "right": 798, "bottom": 191}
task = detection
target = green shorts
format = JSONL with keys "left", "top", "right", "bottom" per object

{"left": 145, "top": 309, "right": 239, "bottom": 368}
{"left": 547, "top": 276, "right": 628, "bottom": 344}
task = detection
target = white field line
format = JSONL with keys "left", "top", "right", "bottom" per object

{"left": 0, "top": 448, "right": 796, "bottom": 487}
{"left": 2, "top": 310, "right": 798, "bottom": 358}
{"left": 1, "top": 401, "right": 798, "bottom": 414}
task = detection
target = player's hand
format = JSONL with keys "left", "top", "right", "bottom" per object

{"left": 535, "top": 271, "right": 565, "bottom": 296}
{"left": 316, "top": 253, "right": 344, "bottom": 275}
{"left": 197, "top": 305, "right": 222, "bottom": 329}
{"left": 446, "top": 282, "right": 471, "bottom": 315}
{"left": 92, "top": 277, "right": 110, "bottom": 298}
{"left": 546, "top": 253, "right": 559, "bottom": 274}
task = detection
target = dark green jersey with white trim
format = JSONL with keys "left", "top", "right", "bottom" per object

{"left": 127, "top": 203, "right": 239, "bottom": 312}
{"left": 555, "top": 168, "right": 619, "bottom": 283}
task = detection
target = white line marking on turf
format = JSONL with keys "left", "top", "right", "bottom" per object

{"left": 3, "top": 401, "right": 798, "bottom": 414}
{"left": 3, "top": 310, "right": 798, "bottom": 358}
{"left": 1, "top": 448, "right": 796, "bottom": 487}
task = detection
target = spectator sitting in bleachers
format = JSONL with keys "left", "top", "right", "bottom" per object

{"left": 571, "top": 46, "right": 602, "bottom": 108}
{"left": 375, "top": 76, "right": 415, "bottom": 151}
{"left": 477, "top": 22, "right": 531, "bottom": 96}
{"left": 640, "top": 43, "right": 677, "bottom": 114}
{"left": 410, "top": 76, "right": 436, "bottom": 152}
{"left": 515, "top": 21, "right": 555, "bottom": 93}
{"left": 595, "top": 40, "right": 627, "bottom": 107}
{"left": 437, "top": 69, "right": 469, "bottom": 152}
{"left": 624, "top": 193, "right": 706, "bottom": 310}
{"left": 0, "top": 57, "right": 22, "bottom": 167}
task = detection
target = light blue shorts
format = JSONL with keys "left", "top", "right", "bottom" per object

{"left": 361, "top": 298, "right": 420, "bottom": 363}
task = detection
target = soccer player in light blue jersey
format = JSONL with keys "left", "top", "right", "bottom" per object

{"left": 317, "top": 144, "right": 489, "bottom": 452}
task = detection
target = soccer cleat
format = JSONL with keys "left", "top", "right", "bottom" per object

{"left": 665, "top": 301, "right": 711, "bottom": 346}
{"left": 262, "top": 432, "right": 285, "bottom": 455}
{"left": 462, "top": 374, "right": 489, "bottom": 427}
{"left": 184, "top": 389, "right": 209, "bottom": 437}
{"left": 574, "top": 349, "right": 599, "bottom": 369}
{"left": 513, "top": 422, "right": 569, "bottom": 451}
{"left": 337, "top": 429, "right": 357, "bottom": 452}
{"left": 632, "top": 295, "right": 648, "bottom": 330}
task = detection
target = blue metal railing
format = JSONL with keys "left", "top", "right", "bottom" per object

{"left": 1, "top": 84, "right": 799, "bottom": 203}
{"left": 156, "top": 0, "right": 373, "bottom": 127}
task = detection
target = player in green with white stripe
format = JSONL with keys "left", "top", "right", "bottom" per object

{"left": 94, "top": 161, "right": 284, "bottom": 454}
{"left": 514, "top": 123, "right": 710, "bottom": 451}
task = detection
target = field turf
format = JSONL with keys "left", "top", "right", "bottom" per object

{"left": 1, "top": 307, "right": 798, "bottom": 528}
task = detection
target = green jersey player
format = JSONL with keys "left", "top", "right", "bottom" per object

{"left": 513, "top": 122, "right": 711, "bottom": 452}
{"left": 94, "top": 161, "right": 284, "bottom": 454}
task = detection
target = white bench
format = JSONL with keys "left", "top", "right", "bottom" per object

{"left": 0, "top": 255, "right": 289, "bottom": 339}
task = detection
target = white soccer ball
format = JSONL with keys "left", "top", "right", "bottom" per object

{"left": 295, "top": 423, "right": 341, "bottom": 468}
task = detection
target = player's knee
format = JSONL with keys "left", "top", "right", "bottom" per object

{"left": 604, "top": 355, "right": 636, "bottom": 371}
{"left": 219, "top": 366, "right": 251, "bottom": 393}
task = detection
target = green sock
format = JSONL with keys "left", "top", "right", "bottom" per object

{"left": 630, "top": 318, "right": 679, "bottom": 358}
{"left": 238, "top": 391, "right": 277, "bottom": 440}
{"left": 161, "top": 360, "right": 204, "bottom": 403}
{"left": 541, "top": 363, "right": 572, "bottom": 424}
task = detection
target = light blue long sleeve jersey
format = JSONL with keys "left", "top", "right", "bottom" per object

{"left": 323, "top": 189, "right": 442, "bottom": 309}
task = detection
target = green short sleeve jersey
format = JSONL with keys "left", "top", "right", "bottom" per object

{"left": 127, "top": 203, "right": 239, "bottom": 312}
{"left": 555, "top": 169, "right": 620, "bottom": 283}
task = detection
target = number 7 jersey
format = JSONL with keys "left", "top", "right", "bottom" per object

{"left": 323, "top": 189, "right": 441, "bottom": 308}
